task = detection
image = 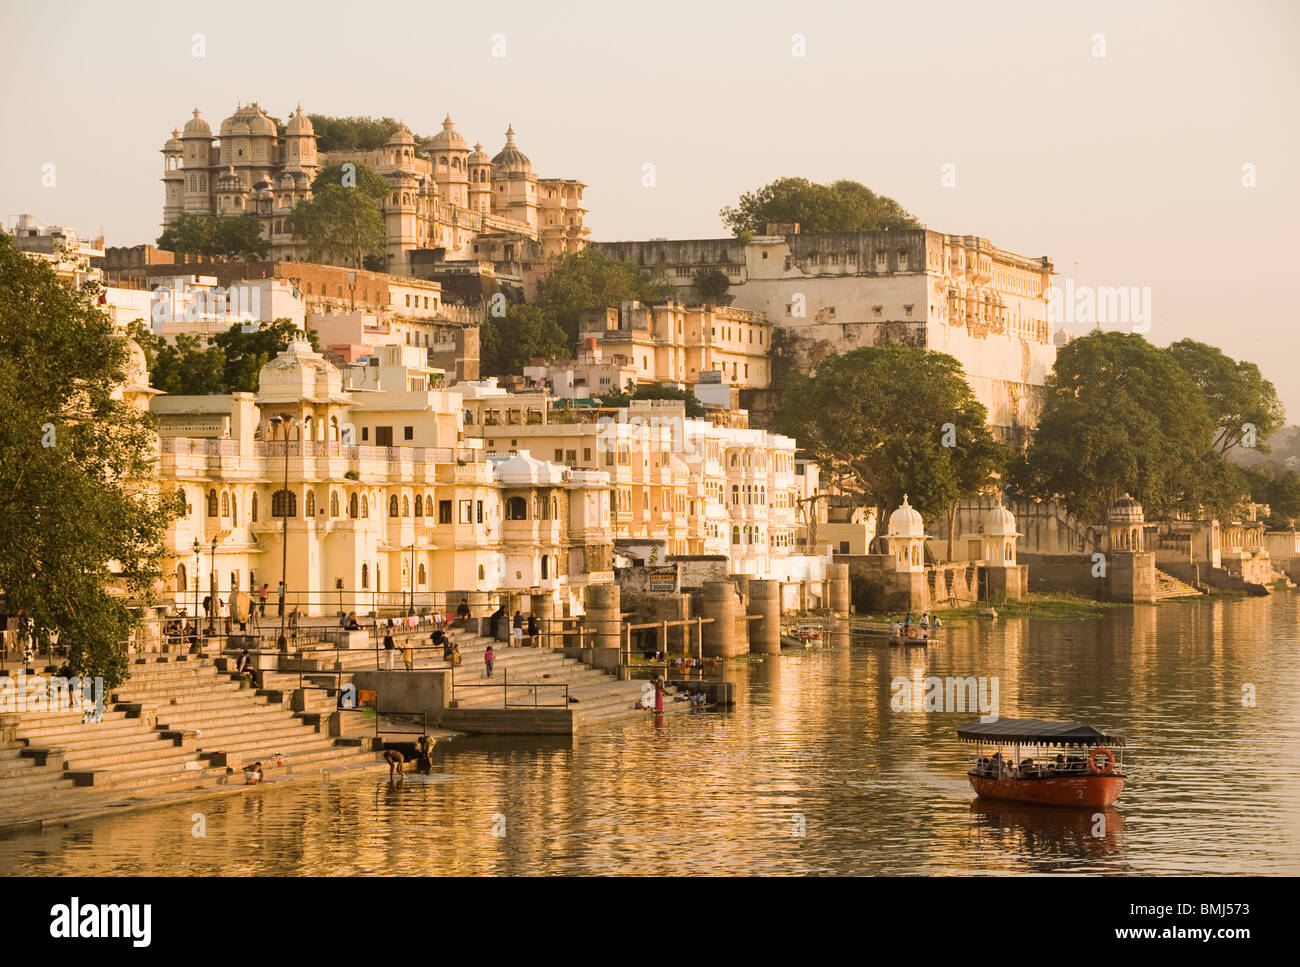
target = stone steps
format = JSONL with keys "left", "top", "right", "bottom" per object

{"left": 1154, "top": 568, "right": 1205, "bottom": 600}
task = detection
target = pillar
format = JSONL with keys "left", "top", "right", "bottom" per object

{"left": 585, "top": 583, "right": 622, "bottom": 670}
{"left": 530, "top": 592, "right": 555, "bottom": 647}
{"left": 702, "top": 580, "right": 740, "bottom": 658}
{"left": 828, "top": 562, "right": 851, "bottom": 618}
{"left": 749, "top": 579, "right": 781, "bottom": 655}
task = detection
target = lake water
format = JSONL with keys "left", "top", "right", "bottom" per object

{"left": 3, "top": 594, "right": 1298, "bottom": 875}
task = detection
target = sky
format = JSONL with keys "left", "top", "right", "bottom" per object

{"left": 2, "top": 0, "right": 1298, "bottom": 419}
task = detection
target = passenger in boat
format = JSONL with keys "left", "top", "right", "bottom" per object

{"left": 920, "top": 613, "right": 929, "bottom": 630}
{"left": 1020, "top": 758, "right": 1037, "bottom": 778}
{"left": 904, "top": 613, "right": 914, "bottom": 631}
{"left": 990, "top": 752, "right": 1004, "bottom": 778}
{"left": 1052, "top": 753, "right": 1066, "bottom": 772}
{"left": 975, "top": 756, "right": 991, "bottom": 776}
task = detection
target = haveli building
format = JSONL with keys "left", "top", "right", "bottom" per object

{"left": 153, "top": 340, "right": 613, "bottom": 619}
{"left": 161, "top": 104, "right": 588, "bottom": 279}
{"left": 595, "top": 227, "right": 1057, "bottom": 441}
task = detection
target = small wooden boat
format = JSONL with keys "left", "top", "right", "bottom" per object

{"left": 888, "top": 627, "right": 937, "bottom": 647}
{"left": 957, "top": 719, "right": 1126, "bottom": 808}
{"left": 782, "top": 625, "right": 822, "bottom": 648}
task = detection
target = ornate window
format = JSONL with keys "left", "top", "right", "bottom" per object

{"left": 252, "top": 493, "right": 258, "bottom": 522}
{"left": 389, "top": 495, "right": 400, "bottom": 517}
{"left": 330, "top": 491, "right": 340, "bottom": 517}
{"left": 361, "top": 563, "right": 369, "bottom": 589}
{"left": 349, "top": 493, "right": 358, "bottom": 518}
{"left": 306, "top": 490, "right": 316, "bottom": 517}
{"left": 402, "top": 495, "right": 410, "bottom": 517}
{"left": 506, "top": 497, "right": 528, "bottom": 520}
{"left": 207, "top": 489, "right": 218, "bottom": 517}
{"left": 361, "top": 496, "right": 369, "bottom": 518}
{"left": 414, "top": 494, "right": 423, "bottom": 517}
{"left": 271, "top": 489, "right": 297, "bottom": 518}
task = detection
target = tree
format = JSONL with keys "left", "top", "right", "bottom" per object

{"left": 771, "top": 345, "right": 1006, "bottom": 554}
{"left": 308, "top": 115, "right": 402, "bottom": 153}
{"left": 537, "top": 247, "right": 673, "bottom": 342}
{"left": 135, "top": 320, "right": 317, "bottom": 395}
{"left": 287, "top": 182, "right": 387, "bottom": 269}
{"left": 479, "top": 304, "right": 569, "bottom": 377}
{"left": 691, "top": 268, "right": 733, "bottom": 307}
{"left": 312, "top": 162, "right": 391, "bottom": 203}
{"left": 1166, "top": 339, "right": 1285, "bottom": 454}
{"left": 157, "top": 213, "right": 213, "bottom": 259}
{"left": 0, "top": 231, "right": 175, "bottom": 688}
{"left": 597, "top": 383, "right": 706, "bottom": 416}
{"left": 157, "top": 213, "right": 268, "bottom": 262}
{"left": 720, "top": 177, "right": 922, "bottom": 236}
{"left": 1017, "top": 331, "right": 1221, "bottom": 523}
{"left": 1243, "top": 464, "right": 1300, "bottom": 528}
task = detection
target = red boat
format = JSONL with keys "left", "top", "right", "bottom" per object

{"left": 957, "top": 719, "right": 1126, "bottom": 808}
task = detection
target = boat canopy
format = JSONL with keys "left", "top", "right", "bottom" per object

{"left": 956, "top": 719, "right": 1124, "bottom": 747}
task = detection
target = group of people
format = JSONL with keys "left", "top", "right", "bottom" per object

{"left": 973, "top": 752, "right": 1089, "bottom": 780}
{"left": 890, "top": 612, "right": 941, "bottom": 639}
{"left": 383, "top": 734, "right": 437, "bottom": 781}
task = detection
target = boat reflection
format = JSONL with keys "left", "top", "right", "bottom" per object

{"left": 968, "top": 799, "right": 1126, "bottom": 859}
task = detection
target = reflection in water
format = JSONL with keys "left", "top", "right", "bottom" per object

{"left": 2, "top": 595, "right": 1298, "bottom": 875}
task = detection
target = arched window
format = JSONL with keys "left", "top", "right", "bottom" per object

{"left": 732, "top": 525, "right": 740, "bottom": 545}
{"left": 1005, "top": 541, "right": 1013, "bottom": 561}
{"left": 207, "top": 489, "right": 218, "bottom": 517}
{"left": 252, "top": 492, "right": 258, "bottom": 522}
{"left": 349, "top": 493, "right": 358, "bottom": 518}
{"left": 478, "top": 564, "right": 486, "bottom": 581}
{"left": 552, "top": 496, "right": 558, "bottom": 519}
{"left": 389, "top": 495, "right": 400, "bottom": 517}
{"left": 418, "top": 563, "right": 426, "bottom": 586}
{"left": 361, "top": 563, "right": 369, "bottom": 589}
{"left": 221, "top": 492, "right": 230, "bottom": 517}
{"left": 175, "top": 563, "right": 187, "bottom": 594}
{"left": 731, "top": 485, "right": 739, "bottom": 506}
{"left": 414, "top": 494, "right": 423, "bottom": 517}
{"left": 506, "top": 496, "right": 528, "bottom": 520}
{"left": 540, "top": 496, "right": 551, "bottom": 520}
{"left": 306, "top": 490, "right": 316, "bottom": 517}
{"left": 330, "top": 491, "right": 340, "bottom": 517}
{"left": 175, "top": 488, "right": 188, "bottom": 517}
{"left": 330, "top": 417, "right": 339, "bottom": 442}
{"left": 402, "top": 495, "right": 410, "bottom": 517}
{"left": 911, "top": 545, "right": 920, "bottom": 565}
{"left": 229, "top": 570, "right": 239, "bottom": 591}
{"left": 425, "top": 493, "right": 434, "bottom": 516}
{"left": 271, "top": 489, "right": 297, "bottom": 518}
{"left": 231, "top": 494, "right": 239, "bottom": 526}
{"left": 361, "top": 496, "right": 369, "bottom": 518}
{"left": 541, "top": 555, "right": 549, "bottom": 579}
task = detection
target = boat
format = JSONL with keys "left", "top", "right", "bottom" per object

{"left": 956, "top": 718, "right": 1126, "bottom": 808}
{"left": 888, "top": 629, "right": 936, "bottom": 647}
{"left": 782, "top": 625, "right": 822, "bottom": 648}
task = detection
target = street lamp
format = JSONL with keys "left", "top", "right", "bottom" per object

{"left": 270, "top": 414, "right": 297, "bottom": 652}
{"left": 208, "top": 534, "right": 222, "bottom": 636}
{"left": 191, "top": 538, "right": 201, "bottom": 625}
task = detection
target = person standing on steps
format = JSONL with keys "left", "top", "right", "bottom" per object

{"left": 527, "top": 612, "right": 539, "bottom": 647}
{"left": 277, "top": 580, "right": 286, "bottom": 618}
{"left": 484, "top": 643, "right": 495, "bottom": 678}
{"left": 258, "top": 583, "right": 269, "bottom": 618}
{"left": 383, "top": 629, "right": 395, "bottom": 670}
{"left": 511, "top": 609, "right": 523, "bottom": 644}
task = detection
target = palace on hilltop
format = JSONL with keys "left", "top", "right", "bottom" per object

{"left": 161, "top": 103, "right": 589, "bottom": 278}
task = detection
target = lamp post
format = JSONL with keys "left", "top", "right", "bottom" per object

{"left": 270, "top": 414, "right": 297, "bottom": 652}
{"left": 192, "top": 538, "right": 200, "bottom": 625}
{"left": 208, "top": 534, "right": 222, "bottom": 636}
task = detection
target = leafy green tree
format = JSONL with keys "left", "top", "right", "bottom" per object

{"left": 1166, "top": 339, "right": 1286, "bottom": 454}
{"left": 288, "top": 182, "right": 387, "bottom": 269}
{"left": 720, "top": 177, "right": 922, "bottom": 236}
{"left": 537, "top": 248, "right": 673, "bottom": 342}
{"left": 308, "top": 115, "right": 402, "bottom": 152}
{"left": 595, "top": 383, "right": 706, "bottom": 416}
{"left": 157, "top": 213, "right": 214, "bottom": 259}
{"left": 772, "top": 345, "right": 1006, "bottom": 553}
{"left": 1017, "top": 331, "right": 1221, "bottom": 522}
{"left": 480, "top": 304, "right": 569, "bottom": 377}
{"left": 157, "top": 213, "right": 268, "bottom": 261}
{"left": 691, "top": 268, "right": 733, "bottom": 306}
{"left": 210, "top": 214, "right": 270, "bottom": 261}
{"left": 1243, "top": 464, "right": 1300, "bottom": 528}
{"left": 0, "top": 231, "right": 176, "bottom": 687}
{"left": 137, "top": 320, "right": 316, "bottom": 395}
{"left": 312, "top": 162, "right": 391, "bottom": 203}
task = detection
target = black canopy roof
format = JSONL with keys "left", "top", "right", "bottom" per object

{"left": 956, "top": 719, "right": 1124, "bottom": 747}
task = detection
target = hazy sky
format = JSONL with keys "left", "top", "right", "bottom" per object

{"left": 3, "top": 0, "right": 1298, "bottom": 419}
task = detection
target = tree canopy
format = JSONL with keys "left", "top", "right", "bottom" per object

{"left": 308, "top": 115, "right": 403, "bottom": 153}
{"left": 691, "top": 268, "right": 733, "bottom": 306}
{"left": 132, "top": 319, "right": 317, "bottom": 395}
{"left": 1015, "top": 331, "right": 1227, "bottom": 522}
{"left": 537, "top": 247, "right": 673, "bottom": 343}
{"left": 1166, "top": 338, "right": 1285, "bottom": 454}
{"left": 287, "top": 162, "right": 388, "bottom": 270}
{"left": 157, "top": 213, "right": 270, "bottom": 262}
{"left": 0, "top": 231, "right": 176, "bottom": 687}
{"left": 597, "top": 382, "right": 707, "bottom": 417}
{"left": 479, "top": 304, "right": 569, "bottom": 378}
{"left": 771, "top": 345, "right": 1006, "bottom": 529}
{"left": 720, "top": 177, "right": 923, "bottom": 237}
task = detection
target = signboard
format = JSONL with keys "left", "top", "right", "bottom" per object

{"left": 647, "top": 565, "right": 679, "bottom": 594}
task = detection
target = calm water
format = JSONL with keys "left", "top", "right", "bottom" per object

{"left": 3, "top": 594, "right": 1298, "bottom": 875}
